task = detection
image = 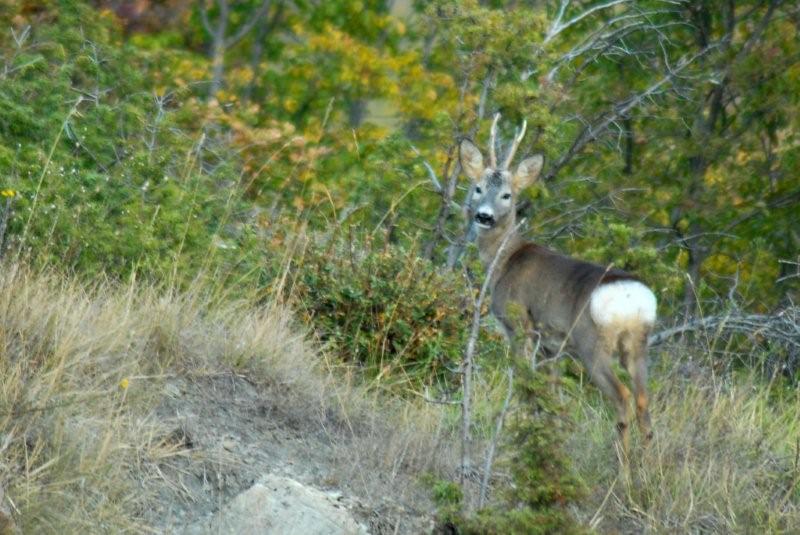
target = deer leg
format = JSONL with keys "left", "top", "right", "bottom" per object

{"left": 498, "top": 307, "right": 533, "bottom": 366}
{"left": 584, "top": 350, "right": 632, "bottom": 460}
{"left": 621, "top": 331, "right": 653, "bottom": 443}
{"left": 533, "top": 330, "right": 563, "bottom": 396}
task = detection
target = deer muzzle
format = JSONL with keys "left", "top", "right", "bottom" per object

{"left": 474, "top": 209, "right": 495, "bottom": 228}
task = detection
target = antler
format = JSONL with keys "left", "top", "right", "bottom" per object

{"left": 488, "top": 113, "right": 500, "bottom": 168}
{"left": 502, "top": 119, "right": 527, "bottom": 170}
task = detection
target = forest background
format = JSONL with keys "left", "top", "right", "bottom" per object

{"left": 0, "top": 0, "right": 799, "bottom": 532}
{"left": 2, "top": 0, "right": 799, "bottom": 314}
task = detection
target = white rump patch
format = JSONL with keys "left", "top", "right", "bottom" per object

{"left": 589, "top": 280, "right": 657, "bottom": 327}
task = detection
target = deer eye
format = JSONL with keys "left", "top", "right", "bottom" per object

{"left": 474, "top": 186, "right": 482, "bottom": 194}
{"left": 501, "top": 193, "right": 511, "bottom": 200}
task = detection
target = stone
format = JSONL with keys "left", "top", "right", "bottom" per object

{"left": 188, "top": 474, "right": 369, "bottom": 535}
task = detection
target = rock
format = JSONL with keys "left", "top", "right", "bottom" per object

{"left": 221, "top": 436, "right": 238, "bottom": 451}
{"left": 187, "top": 474, "right": 369, "bottom": 535}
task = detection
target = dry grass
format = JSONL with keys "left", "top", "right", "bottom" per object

{"left": 570, "top": 348, "right": 800, "bottom": 533}
{"left": 0, "top": 263, "right": 458, "bottom": 533}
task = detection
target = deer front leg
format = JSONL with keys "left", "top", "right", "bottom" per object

{"left": 497, "top": 302, "right": 534, "bottom": 365}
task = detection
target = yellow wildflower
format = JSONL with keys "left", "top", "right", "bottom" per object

{"left": 119, "top": 378, "right": 130, "bottom": 390}
{"left": 1, "top": 189, "right": 16, "bottom": 197}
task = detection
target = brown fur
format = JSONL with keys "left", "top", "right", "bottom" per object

{"left": 493, "top": 240, "right": 655, "bottom": 456}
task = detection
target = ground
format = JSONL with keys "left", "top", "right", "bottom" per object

{"left": 145, "top": 374, "right": 436, "bottom": 534}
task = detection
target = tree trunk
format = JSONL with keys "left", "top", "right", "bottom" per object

{"left": 209, "top": 40, "right": 226, "bottom": 98}
{"left": 682, "top": 236, "right": 707, "bottom": 318}
{"left": 347, "top": 100, "right": 366, "bottom": 128}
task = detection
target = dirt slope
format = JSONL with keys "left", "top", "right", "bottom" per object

{"left": 145, "top": 375, "right": 435, "bottom": 534}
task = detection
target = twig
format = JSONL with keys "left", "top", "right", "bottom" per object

{"left": 411, "top": 145, "right": 442, "bottom": 193}
{"left": 544, "top": 0, "right": 631, "bottom": 44}
{"left": 477, "top": 365, "right": 514, "bottom": 509}
{"left": 648, "top": 307, "right": 800, "bottom": 350}
{"left": 421, "top": 385, "right": 461, "bottom": 405}
{"left": 542, "top": 44, "right": 718, "bottom": 182}
{"left": 0, "top": 196, "right": 12, "bottom": 260}
{"left": 460, "top": 220, "right": 524, "bottom": 509}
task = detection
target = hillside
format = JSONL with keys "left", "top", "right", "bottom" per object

{"left": 1, "top": 265, "right": 798, "bottom": 533}
{"left": 0, "top": 264, "right": 455, "bottom": 533}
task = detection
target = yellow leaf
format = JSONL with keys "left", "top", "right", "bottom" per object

{"left": 284, "top": 98, "right": 298, "bottom": 113}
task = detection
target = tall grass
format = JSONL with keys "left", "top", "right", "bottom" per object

{"left": 1, "top": 259, "right": 797, "bottom": 533}
{"left": 570, "top": 348, "right": 800, "bottom": 532}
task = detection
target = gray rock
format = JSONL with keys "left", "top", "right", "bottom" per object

{"left": 187, "top": 474, "right": 369, "bottom": 535}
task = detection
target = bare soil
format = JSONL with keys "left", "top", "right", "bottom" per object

{"left": 144, "top": 374, "right": 436, "bottom": 534}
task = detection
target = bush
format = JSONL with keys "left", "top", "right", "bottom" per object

{"left": 284, "top": 231, "right": 498, "bottom": 390}
{"left": 439, "top": 360, "right": 585, "bottom": 534}
{"left": 0, "top": 3, "right": 262, "bottom": 284}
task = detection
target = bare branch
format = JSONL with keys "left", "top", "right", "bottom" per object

{"left": 411, "top": 145, "right": 442, "bottom": 193}
{"left": 460, "top": 220, "right": 525, "bottom": 508}
{"left": 476, "top": 71, "right": 495, "bottom": 129}
{"left": 421, "top": 385, "right": 462, "bottom": 405}
{"left": 549, "top": 0, "right": 571, "bottom": 40}
{"left": 778, "top": 260, "right": 800, "bottom": 284}
{"left": 198, "top": 0, "right": 214, "bottom": 35}
{"left": 545, "top": 0, "right": 631, "bottom": 44}
{"left": 0, "top": 197, "right": 14, "bottom": 260}
{"left": 547, "top": 16, "right": 687, "bottom": 82}
{"left": 478, "top": 365, "right": 514, "bottom": 509}
{"left": 226, "top": 0, "right": 272, "bottom": 47}
{"left": 649, "top": 307, "right": 800, "bottom": 351}
{"left": 542, "top": 44, "right": 717, "bottom": 182}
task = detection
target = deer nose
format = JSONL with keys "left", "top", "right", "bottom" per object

{"left": 475, "top": 210, "right": 495, "bottom": 227}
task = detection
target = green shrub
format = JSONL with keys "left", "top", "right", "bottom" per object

{"left": 285, "top": 232, "right": 492, "bottom": 389}
{"left": 0, "top": 2, "right": 262, "bottom": 285}
{"left": 441, "top": 360, "right": 585, "bottom": 534}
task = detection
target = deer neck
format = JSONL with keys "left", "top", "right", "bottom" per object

{"left": 476, "top": 217, "right": 524, "bottom": 277}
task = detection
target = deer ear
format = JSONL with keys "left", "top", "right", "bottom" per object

{"left": 459, "top": 139, "right": 485, "bottom": 181}
{"left": 512, "top": 154, "right": 544, "bottom": 192}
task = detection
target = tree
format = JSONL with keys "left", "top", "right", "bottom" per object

{"left": 197, "top": 0, "right": 273, "bottom": 97}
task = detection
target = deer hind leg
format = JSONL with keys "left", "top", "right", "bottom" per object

{"left": 583, "top": 340, "right": 632, "bottom": 460}
{"left": 620, "top": 329, "right": 653, "bottom": 443}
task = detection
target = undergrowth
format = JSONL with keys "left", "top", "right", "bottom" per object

{"left": 273, "top": 229, "right": 507, "bottom": 392}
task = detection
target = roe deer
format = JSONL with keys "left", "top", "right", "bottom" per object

{"left": 459, "top": 114, "right": 657, "bottom": 455}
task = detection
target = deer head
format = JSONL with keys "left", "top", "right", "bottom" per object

{"left": 459, "top": 113, "right": 544, "bottom": 230}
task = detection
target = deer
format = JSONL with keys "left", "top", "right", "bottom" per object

{"left": 459, "top": 113, "right": 657, "bottom": 456}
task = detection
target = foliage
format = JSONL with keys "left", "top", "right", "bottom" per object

{"left": 280, "top": 230, "right": 507, "bottom": 390}
{"left": 0, "top": 2, "right": 263, "bottom": 284}
{"left": 0, "top": 1, "right": 798, "bottom": 532}
{"left": 3, "top": 0, "right": 796, "bottom": 314}
{"left": 549, "top": 0, "right": 800, "bottom": 311}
